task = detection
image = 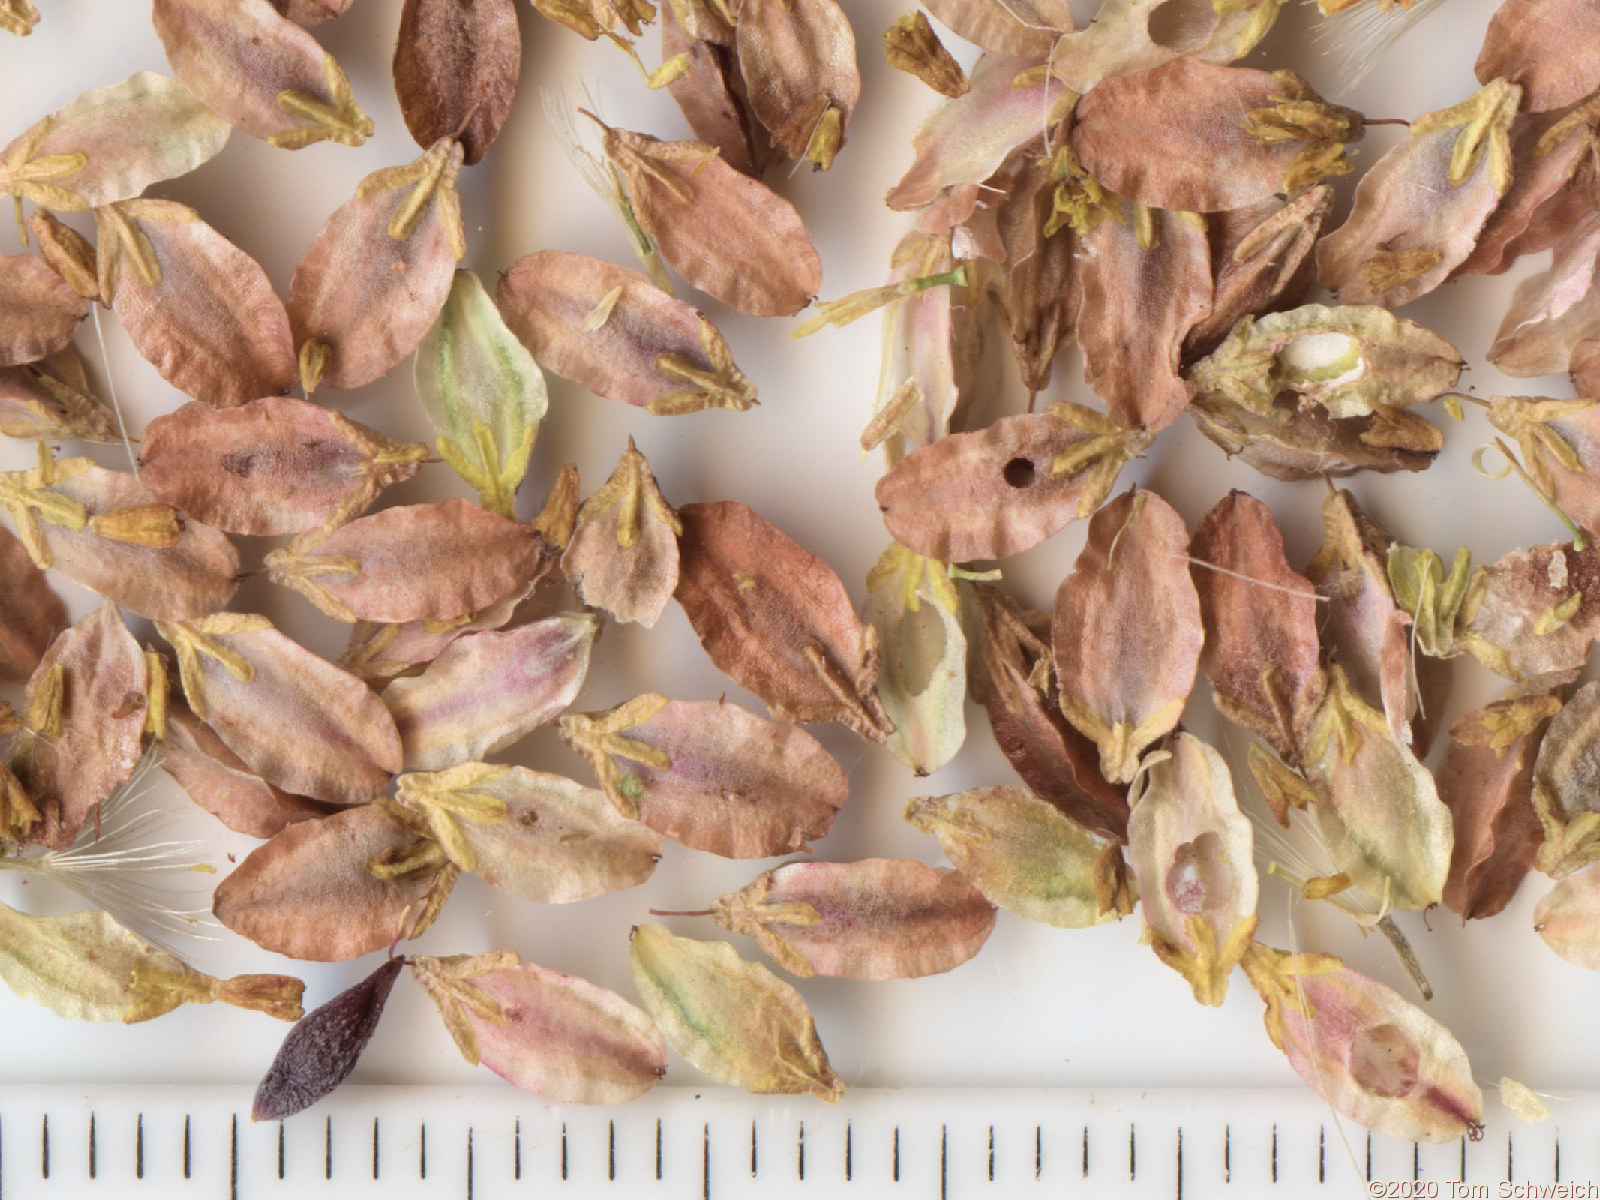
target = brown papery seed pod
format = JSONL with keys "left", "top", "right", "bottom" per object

{"left": 393, "top": 0, "right": 520, "bottom": 164}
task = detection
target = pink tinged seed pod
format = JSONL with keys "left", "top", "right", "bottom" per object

{"left": 159, "top": 702, "right": 334, "bottom": 840}
{"left": 213, "top": 806, "right": 454, "bottom": 961}
{"left": 561, "top": 694, "right": 847, "bottom": 858}
{"left": 1052, "top": 489, "right": 1202, "bottom": 783}
{"left": 1242, "top": 944, "right": 1484, "bottom": 1143}
{"left": 93, "top": 201, "right": 297, "bottom": 407}
{"left": 497, "top": 251, "right": 756, "bottom": 417}
{"left": 382, "top": 614, "right": 598, "bottom": 771}
{"left": 1476, "top": 0, "right": 1600, "bottom": 112}
{"left": 0, "top": 454, "right": 240, "bottom": 621}
{"left": 138, "top": 397, "right": 425, "bottom": 536}
{"left": 1439, "top": 690, "right": 1559, "bottom": 920}
{"left": 0, "top": 524, "right": 65, "bottom": 683}
{"left": 1534, "top": 866, "right": 1600, "bottom": 970}
{"left": 886, "top": 54, "right": 1069, "bottom": 214}
{"left": 1317, "top": 80, "right": 1521, "bottom": 310}
{"left": 0, "top": 72, "right": 232, "bottom": 212}
{"left": 393, "top": 0, "right": 519, "bottom": 165}
{"left": 968, "top": 584, "right": 1131, "bottom": 844}
{"left": 0, "top": 253, "right": 86, "bottom": 367}
{"left": 0, "top": 346, "right": 117, "bottom": 443}
{"left": 876, "top": 404, "right": 1153, "bottom": 563}
{"left": 156, "top": 616, "right": 403, "bottom": 806}
{"left": 674, "top": 501, "right": 893, "bottom": 742}
{"left": 389, "top": 764, "right": 660, "bottom": 902}
{"left": 288, "top": 138, "right": 465, "bottom": 392}
{"left": 1047, "top": 0, "right": 1281, "bottom": 94}
{"left": 265, "top": 499, "right": 545, "bottom": 625}
{"left": 1487, "top": 213, "right": 1600, "bottom": 378}
{"left": 1189, "top": 491, "right": 1324, "bottom": 763}
{"left": 11, "top": 603, "right": 147, "bottom": 850}
{"left": 1457, "top": 542, "right": 1600, "bottom": 682}
{"left": 1488, "top": 396, "right": 1600, "bottom": 542}
{"left": 562, "top": 442, "right": 681, "bottom": 627}
{"left": 712, "top": 858, "right": 996, "bottom": 980}
{"left": 412, "top": 954, "right": 667, "bottom": 1104}
{"left": 1127, "top": 733, "right": 1257, "bottom": 1005}
{"left": 734, "top": 0, "right": 860, "bottom": 170}
{"left": 153, "top": 0, "right": 373, "bottom": 148}
{"left": 919, "top": 0, "right": 1072, "bottom": 57}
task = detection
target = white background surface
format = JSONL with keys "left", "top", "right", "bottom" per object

{"left": 0, "top": 0, "right": 1593, "bottom": 1117}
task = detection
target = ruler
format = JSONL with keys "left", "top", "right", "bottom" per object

{"left": 0, "top": 1086, "right": 1583, "bottom": 1199}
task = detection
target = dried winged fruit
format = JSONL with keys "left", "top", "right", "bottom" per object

{"left": 1486, "top": 213, "right": 1600, "bottom": 377}
{"left": 886, "top": 54, "right": 1070, "bottom": 213}
{"left": 1304, "top": 666, "right": 1453, "bottom": 912}
{"left": 0, "top": 252, "right": 86, "bottom": 366}
{"left": 1530, "top": 681, "right": 1600, "bottom": 878}
{"left": 0, "top": 902, "right": 302, "bottom": 1024}
{"left": 1075, "top": 205, "right": 1212, "bottom": 433}
{"left": 596, "top": 117, "right": 821, "bottom": 316}
{"left": 1534, "top": 867, "right": 1600, "bottom": 969}
{"left": 214, "top": 806, "right": 452, "bottom": 960}
{"left": 562, "top": 442, "right": 680, "bottom": 626}
{"left": 266, "top": 499, "right": 544, "bottom": 625}
{"left": 1190, "top": 491, "right": 1324, "bottom": 761}
{"left": 382, "top": 614, "right": 598, "bottom": 770}
{"left": 968, "top": 583, "right": 1130, "bottom": 843}
{"left": 498, "top": 250, "right": 756, "bottom": 416}
{"left": 0, "top": 347, "right": 117, "bottom": 442}
{"left": 138, "top": 398, "right": 426, "bottom": 536}
{"left": 1304, "top": 490, "right": 1417, "bottom": 743}
{"left": 876, "top": 404, "right": 1154, "bottom": 562}
{"left": 562, "top": 694, "right": 847, "bottom": 857}
{"left": 871, "top": 230, "right": 979, "bottom": 457}
{"left": 253, "top": 958, "right": 404, "bottom": 1121}
{"left": 1185, "top": 186, "right": 1332, "bottom": 360}
{"left": 734, "top": 0, "right": 860, "bottom": 169}
{"left": 93, "top": 199, "right": 297, "bottom": 407}
{"left": 10, "top": 603, "right": 147, "bottom": 849}
{"left": 713, "top": 858, "right": 994, "bottom": 979}
{"left": 412, "top": 954, "right": 666, "bottom": 1103}
{"left": 338, "top": 581, "right": 536, "bottom": 682}
{"left": 981, "top": 152, "right": 1077, "bottom": 396}
{"left": 416, "top": 270, "right": 547, "bottom": 517}
{"left": 883, "top": 13, "right": 969, "bottom": 98}
{"left": 0, "top": 523, "right": 65, "bottom": 683}
{"left": 1476, "top": 0, "right": 1600, "bottom": 113}
{"left": 394, "top": 0, "right": 520, "bottom": 164}
{"left": 675, "top": 501, "right": 893, "bottom": 741}
{"left": 661, "top": 0, "right": 770, "bottom": 177}
{"left": 1454, "top": 108, "right": 1599, "bottom": 278}
{"left": 1047, "top": 0, "right": 1281, "bottom": 93}
{"left": 157, "top": 615, "right": 403, "bottom": 805}
{"left": 1052, "top": 489, "right": 1202, "bottom": 783}
{"left": 153, "top": 0, "right": 372, "bottom": 149}
{"left": 920, "top": 0, "right": 1072, "bottom": 57}
{"left": 0, "top": 72, "right": 231, "bottom": 213}
{"left": 289, "top": 138, "right": 465, "bottom": 392}
{"left": 1488, "top": 397, "right": 1600, "bottom": 539}
{"left": 1317, "top": 79, "right": 1521, "bottom": 308}
{"left": 629, "top": 925, "right": 843, "bottom": 1100}
{"left": 1072, "top": 62, "right": 1363, "bottom": 212}
{"left": 905, "top": 786, "right": 1124, "bottom": 927}
{"left": 1190, "top": 391, "right": 1443, "bottom": 480}
{"left": 388, "top": 764, "right": 660, "bottom": 901}
{"left": 0, "top": 454, "right": 240, "bottom": 621}
{"left": 1128, "top": 736, "right": 1258, "bottom": 1010}
{"left": 1242, "top": 944, "right": 1483, "bottom": 1142}
{"left": 862, "top": 544, "right": 967, "bottom": 775}
{"left": 160, "top": 702, "right": 332, "bottom": 839}
{"left": 1189, "top": 305, "right": 1462, "bottom": 421}
{"left": 1456, "top": 542, "right": 1600, "bottom": 681}
{"left": 1439, "top": 689, "right": 1559, "bottom": 920}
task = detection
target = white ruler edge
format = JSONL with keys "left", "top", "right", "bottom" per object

{"left": 0, "top": 1085, "right": 1589, "bottom": 1199}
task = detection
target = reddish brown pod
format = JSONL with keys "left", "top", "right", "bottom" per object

{"left": 393, "top": 0, "right": 520, "bottom": 164}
